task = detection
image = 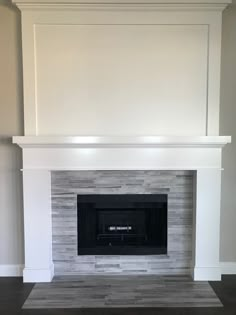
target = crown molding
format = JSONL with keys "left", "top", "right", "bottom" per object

{"left": 11, "top": 0, "right": 231, "bottom": 11}
{"left": 11, "top": 0, "right": 232, "bottom": 3}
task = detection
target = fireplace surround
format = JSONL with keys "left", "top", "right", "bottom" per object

{"left": 13, "top": 136, "right": 231, "bottom": 281}
{"left": 12, "top": 0, "right": 232, "bottom": 283}
{"left": 51, "top": 170, "right": 192, "bottom": 275}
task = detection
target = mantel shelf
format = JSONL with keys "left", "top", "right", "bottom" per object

{"left": 13, "top": 136, "right": 231, "bottom": 149}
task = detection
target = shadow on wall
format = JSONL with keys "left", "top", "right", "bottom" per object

{"left": 0, "top": 0, "right": 24, "bottom": 267}
{"left": 220, "top": 0, "right": 236, "bottom": 263}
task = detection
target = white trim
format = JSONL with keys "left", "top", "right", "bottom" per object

{"left": 20, "top": 167, "right": 225, "bottom": 171}
{"left": 13, "top": 136, "right": 231, "bottom": 149}
{"left": 11, "top": 0, "right": 232, "bottom": 9}
{"left": 17, "top": 147, "right": 224, "bottom": 171}
{"left": 0, "top": 265, "right": 24, "bottom": 277}
{"left": 221, "top": 262, "right": 236, "bottom": 275}
{"left": 23, "top": 264, "right": 54, "bottom": 283}
{"left": 13, "top": 3, "right": 230, "bottom": 12}
{"left": 192, "top": 266, "right": 222, "bottom": 280}
{"left": 11, "top": 0, "right": 232, "bottom": 3}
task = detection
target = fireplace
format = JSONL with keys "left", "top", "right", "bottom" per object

{"left": 77, "top": 194, "right": 167, "bottom": 255}
{"left": 12, "top": 0, "right": 231, "bottom": 283}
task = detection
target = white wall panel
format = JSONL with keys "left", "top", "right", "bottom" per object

{"left": 35, "top": 24, "right": 208, "bottom": 136}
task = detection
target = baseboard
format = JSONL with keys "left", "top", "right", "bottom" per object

{"left": 221, "top": 262, "right": 236, "bottom": 275}
{"left": 0, "top": 264, "right": 24, "bottom": 277}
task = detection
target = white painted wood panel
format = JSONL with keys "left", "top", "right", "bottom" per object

{"left": 15, "top": 141, "right": 227, "bottom": 282}
{"left": 35, "top": 24, "right": 208, "bottom": 136}
{"left": 22, "top": 170, "right": 54, "bottom": 282}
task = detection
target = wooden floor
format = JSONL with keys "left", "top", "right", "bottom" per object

{"left": 23, "top": 275, "right": 222, "bottom": 309}
{"left": 1, "top": 275, "right": 236, "bottom": 315}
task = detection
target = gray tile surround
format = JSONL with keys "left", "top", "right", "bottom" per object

{"left": 51, "top": 170, "right": 194, "bottom": 275}
{"left": 23, "top": 275, "right": 222, "bottom": 308}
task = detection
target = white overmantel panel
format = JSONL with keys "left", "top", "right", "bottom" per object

{"left": 13, "top": 0, "right": 230, "bottom": 136}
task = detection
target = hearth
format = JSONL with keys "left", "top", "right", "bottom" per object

{"left": 77, "top": 194, "right": 167, "bottom": 255}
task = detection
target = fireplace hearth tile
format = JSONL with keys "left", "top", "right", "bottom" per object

{"left": 23, "top": 275, "right": 222, "bottom": 309}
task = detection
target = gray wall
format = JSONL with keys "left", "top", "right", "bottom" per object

{"left": 0, "top": 0, "right": 235, "bottom": 268}
{"left": 220, "top": 0, "right": 236, "bottom": 262}
{"left": 0, "top": 0, "right": 24, "bottom": 266}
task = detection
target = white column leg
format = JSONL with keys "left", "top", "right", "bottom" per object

{"left": 22, "top": 170, "right": 54, "bottom": 282}
{"left": 192, "top": 169, "right": 222, "bottom": 281}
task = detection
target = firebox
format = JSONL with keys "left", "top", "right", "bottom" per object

{"left": 77, "top": 194, "right": 167, "bottom": 255}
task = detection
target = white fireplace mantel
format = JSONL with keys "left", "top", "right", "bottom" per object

{"left": 13, "top": 136, "right": 231, "bottom": 171}
{"left": 13, "top": 135, "right": 231, "bottom": 282}
{"left": 13, "top": 136, "right": 231, "bottom": 149}
{"left": 12, "top": 0, "right": 232, "bottom": 283}
{"left": 13, "top": 135, "right": 231, "bottom": 171}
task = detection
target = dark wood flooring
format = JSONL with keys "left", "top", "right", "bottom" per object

{"left": 0, "top": 275, "right": 236, "bottom": 315}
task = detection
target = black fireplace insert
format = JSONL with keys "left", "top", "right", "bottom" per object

{"left": 77, "top": 194, "right": 167, "bottom": 255}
